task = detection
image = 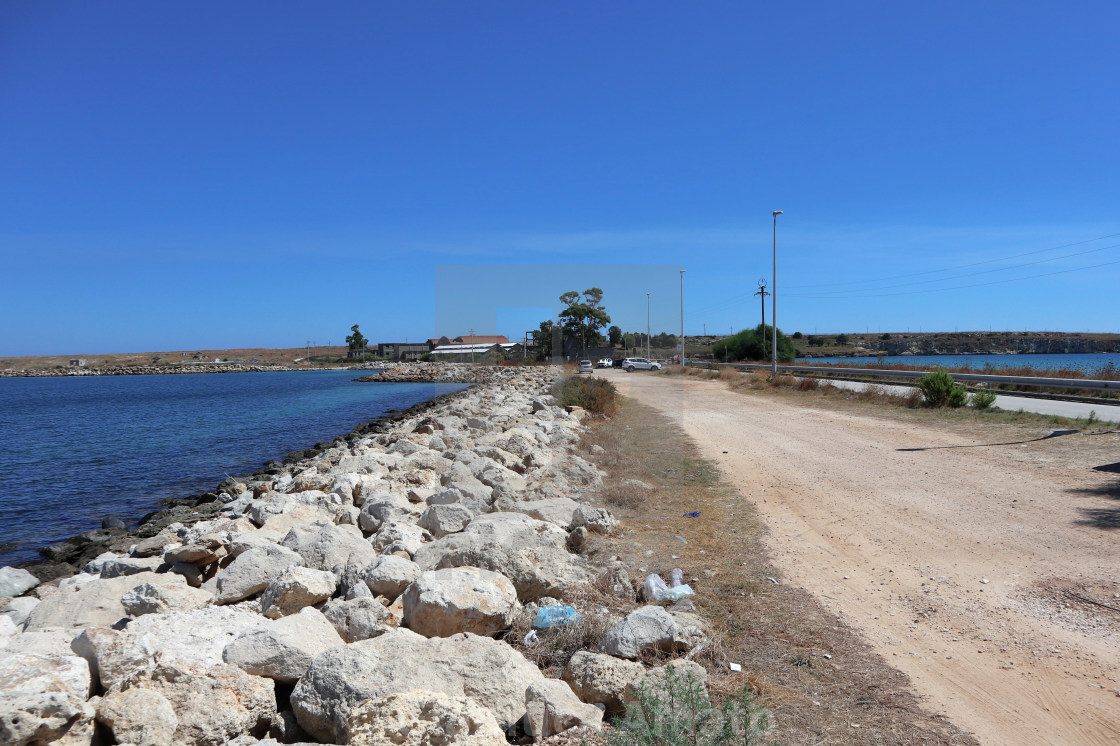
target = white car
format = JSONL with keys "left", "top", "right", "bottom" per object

{"left": 596, "top": 358, "right": 613, "bottom": 368}
{"left": 577, "top": 360, "right": 594, "bottom": 374}
{"left": 621, "top": 357, "right": 661, "bottom": 372}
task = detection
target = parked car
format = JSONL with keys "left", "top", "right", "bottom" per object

{"left": 596, "top": 358, "right": 613, "bottom": 368}
{"left": 577, "top": 360, "right": 594, "bottom": 374}
{"left": 621, "top": 357, "right": 661, "bottom": 372}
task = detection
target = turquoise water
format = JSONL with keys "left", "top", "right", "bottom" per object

{"left": 796, "top": 352, "right": 1120, "bottom": 374}
{"left": 0, "top": 371, "right": 466, "bottom": 566}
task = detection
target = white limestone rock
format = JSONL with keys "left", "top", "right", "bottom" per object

{"left": 417, "top": 503, "right": 474, "bottom": 538}
{"left": 402, "top": 567, "right": 518, "bottom": 638}
{"left": 213, "top": 544, "right": 302, "bottom": 604}
{"left": 524, "top": 678, "right": 603, "bottom": 739}
{"left": 0, "top": 566, "right": 40, "bottom": 599}
{"left": 24, "top": 572, "right": 179, "bottom": 631}
{"left": 280, "top": 521, "right": 378, "bottom": 573}
{"left": 259, "top": 566, "right": 337, "bottom": 619}
{"left": 223, "top": 607, "right": 344, "bottom": 682}
{"left": 320, "top": 596, "right": 393, "bottom": 643}
{"left": 122, "top": 583, "right": 214, "bottom": 616}
{"left": 344, "top": 690, "right": 505, "bottom": 746}
{"left": 290, "top": 628, "right": 544, "bottom": 742}
{"left": 96, "top": 689, "right": 178, "bottom": 746}
{"left": 597, "top": 606, "right": 702, "bottom": 660}
{"left": 361, "top": 555, "right": 421, "bottom": 600}
{"left": 563, "top": 650, "right": 645, "bottom": 714}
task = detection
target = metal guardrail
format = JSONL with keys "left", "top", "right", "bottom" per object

{"left": 692, "top": 362, "right": 1119, "bottom": 392}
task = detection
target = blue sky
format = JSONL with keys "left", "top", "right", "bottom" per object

{"left": 2, "top": 1, "right": 1118, "bottom": 355}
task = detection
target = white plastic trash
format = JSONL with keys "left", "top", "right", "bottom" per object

{"left": 642, "top": 573, "right": 668, "bottom": 602}
{"left": 661, "top": 584, "right": 694, "bottom": 602}
{"left": 670, "top": 568, "right": 684, "bottom": 587}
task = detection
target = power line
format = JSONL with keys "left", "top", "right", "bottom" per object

{"left": 785, "top": 256, "right": 1120, "bottom": 299}
{"left": 785, "top": 230, "right": 1120, "bottom": 290}
{"left": 791, "top": 241, "right": 1120, "bottom": 297}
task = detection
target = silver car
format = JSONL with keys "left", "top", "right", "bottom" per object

{"left": 621, "top": 357, "right": 661, "bottom": 372}
{"left": 577, "top": 360, "right": 594, "bottom": 374}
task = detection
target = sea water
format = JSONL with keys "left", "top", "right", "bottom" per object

{"left": 0, "top": 370, "right": 466, "bottom": 566}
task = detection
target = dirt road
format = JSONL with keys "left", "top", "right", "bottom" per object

{"left": 611, "top": 370, "right": 1120, "bottom": 746}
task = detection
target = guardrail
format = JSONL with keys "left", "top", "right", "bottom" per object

{"left": 691, "top": 362, "right": 1119, "bottom": 392}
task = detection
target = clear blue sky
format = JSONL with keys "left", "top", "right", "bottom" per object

{"left": 2, "top": 1, "right": 1117, "bottom": 355}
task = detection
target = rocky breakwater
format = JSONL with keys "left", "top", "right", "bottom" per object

{"left": 1, "top": 364, "right": 286, "bottom": 378}
{"left": 354, "top": 361, "right": 501, "bottom": 384}
{"left": 0, "top": 367, "right": 708, "bottom": 745}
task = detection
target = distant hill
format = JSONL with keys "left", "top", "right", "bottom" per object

{"left": 794, "top": 331, "right": 1120, "bottom": 358}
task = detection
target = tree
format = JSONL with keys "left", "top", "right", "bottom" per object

{"left": 792, "top": 331, "right": 803, "bottom": 339}
{"left": 558, "top": 288, "right": 612, "bottom": 352}
{"left": 608, "top": 325, "right": 622, "bottom": 347}
{"left": 532, "top": 320, "right": 557, "bottom": 361}
{"left": 346, "top": 324, "right": 368, "bottom": 351}
{"left": 712, "top": 324, "right": 796, "bottom": 363}
{"left": 835, "top": 334, "right": 850, "bottom": 346}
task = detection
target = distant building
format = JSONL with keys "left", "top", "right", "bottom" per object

{"left": 429, "top": 342, "right": 524, "bottom": 362}
{"left": 68, "top": 359, "right": 86, "bottom": 367}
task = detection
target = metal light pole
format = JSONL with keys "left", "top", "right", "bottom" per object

{"left": 679, "top": 269, "right": 686, "bottom": 367}
{"left": 771, "top": 211, "right": 783, "bottom": 377}
{"left": 645, "top": 291, "right": 654, "bottom": 358}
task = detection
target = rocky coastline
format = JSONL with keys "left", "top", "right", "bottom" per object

{"left": 0, "top": 365, "right": 709, "bottom": 745}
{"left": 0, "top": 364, "right": 296, "bottom": 378}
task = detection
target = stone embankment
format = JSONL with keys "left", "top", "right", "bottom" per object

{"left": 353, "top": 361, "right": 506, "bottom": 384}
{"left": 0, "top": 364, "right": 289, "bottom": 378}
{"left": 0, "top": 366, "right": 707, "bottom": 745}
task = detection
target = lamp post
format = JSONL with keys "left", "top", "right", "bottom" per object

{"left": 646, "top": 292, "right": 651, "bottom": 359}
{"left": 771, "top": 211, "right": 783, "bottom": 377}
{"left": 679, "top": 269, "right": 686, "bottom": 367}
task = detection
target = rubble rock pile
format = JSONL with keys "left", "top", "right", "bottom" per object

{"left": 1, "top": 366, "right": 708, "bottom": 745}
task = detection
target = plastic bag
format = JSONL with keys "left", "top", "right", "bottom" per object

{"left": 533, "top": 605, "right": 582, "bottom": 629}
{"left": 523, "top": 630, "right": 539, "bottom": 645}
{"left": 670, "top": 568, "right": 684, "bottom": 587}
{"left": 661, "top": 584, "right": 694, "bottom": 602}
{"left": 642, "top": 573, "right": 668, "bottom": 603}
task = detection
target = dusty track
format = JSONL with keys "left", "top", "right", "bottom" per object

{"left": 610, "top": 370, "right": 1120, "bottom": 746}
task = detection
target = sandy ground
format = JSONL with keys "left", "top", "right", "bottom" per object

{"left": 609, "top": 369, "right": 1120, "bottom": 746}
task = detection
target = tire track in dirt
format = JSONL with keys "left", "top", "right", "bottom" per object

{"left": 612, "top": 371, "right": 1120, "bottom": 746}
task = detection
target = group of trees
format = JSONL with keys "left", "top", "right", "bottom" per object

{"left": 533, "top": 288, "right": 614, "bottom": 358}
{"left": 712, "top": 324, "right": 797, "bottom": 363}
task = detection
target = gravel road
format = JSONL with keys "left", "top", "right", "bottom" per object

{"left": 611, "top": 369, "right": 1120, "bottom": 746}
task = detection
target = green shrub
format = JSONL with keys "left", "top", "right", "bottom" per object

{"left": 971, "top": 388, "right": 997, "bottom": 409}
{"left": 918, "top": 368, "right": 967, "bottom": 407}
{"left": 552, "top": 376, "right": 619, "bottom": 417}
{"left": 607, "top": 666, "right": 775, "bottom": 746}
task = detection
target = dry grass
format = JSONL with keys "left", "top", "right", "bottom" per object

{"left": 580, "top": 398, "right": 977, "bottom": 745}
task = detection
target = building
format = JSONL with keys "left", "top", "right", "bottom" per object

{"left": 429, "top": 341, "right": 524, "bottom": 362}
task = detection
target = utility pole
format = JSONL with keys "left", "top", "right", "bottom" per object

{"left": 468, "top": 328, "right": 475, "bottom": 364}
{"left": 305, "top": 340, "right": 310, "bottom": 364}
{"left": 646, "top": 292, "right": 651, "bottom": 360}
{"left": 754, "top": 279, "right": 769, "bottom": 353}
{"left": 771, "top": 211, "right": 783, "bottom": 377}
{"left": 679, "top": 269, "right": 686, "bottom": 367}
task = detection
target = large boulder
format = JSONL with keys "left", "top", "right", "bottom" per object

{"left": 95, "top": 689, "right": 178, "bottom": 746}
{"left": 2, "top": 597, "right": 40, "bottom": 629}
{"left": 0, "top": 567, "right": 41, "bottom": 599}
{"left": 0, "top": 653, "right": 94, "bottom": 746}
{"left": 370, "top": 521, "right": 430, "bottom": 557}
{"left": 524, "top": 678, "right": 603, "bottom": 739}
{"left": 569, "top": 505, "right": 618, "bottom": 534}
{"left": 214, "top": 544, "right": 301, "bottom": 604}
{"left": 417, "top": 503, "right": 474, "bottom": 538}
{"left": 85, "top": 606, "right": 272, "bottom": 691}
{"left": 412, "top": 513, "right": 588, "bottom": 601}
{"left": 122, "top": 582, "right": 213, "bottom": 616}
{"left": 507, "top": 497, "right": 581, "bottom": 529}
{"left": 320, "top": 596, "right": 393, "bottom": 643}
{"left": 259, "top": 567, "right": 337, "bottom": 619}
{"left": 563, "top": 651, "right": 645, "bottom": 714}
{"left": 291, "top": 628, "right": 544, "bottom": 742}
{"left": 345, "top": 690, "right": 505, "bottom": 746}
{"left": 402, "top": 567, "right": 518, "bottom": 638}
{"left": 361, "top": 555, "right": 420, "bottom": 600}
{"left": 223, "top": 607, "right": 344, "bottom": 682}
{"left": 122, "top": 662, "right": 275, "bottom": 746}
{"left": 281, "top": 522, "right": 378, "bottom": 573}
{"left": 597, "top": 606, "right": 702, "bottom": 660}
{"left": 357, "top": 493, "right": 414, "bottom": 534}
{"left": 24, "top": 572, "right": 179, "bottom": 631}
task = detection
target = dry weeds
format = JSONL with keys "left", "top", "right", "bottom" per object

{"left": 580, "top": 397, "right": 977, "bottom": 745}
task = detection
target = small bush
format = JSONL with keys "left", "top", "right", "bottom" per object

{"left": 718, "top": 366, "right": 741, "bottom": 381}
{"left": 971, "top": 388, "right": 997, "bottom": 410}
{"left": 552, "top": 376, "right": 620, "bottom": 417}
{"left": 607, "top": 665, "right": 775, "bottom": 746}
{"left": 918, "top": 368, "right": 967, "bottom": 408}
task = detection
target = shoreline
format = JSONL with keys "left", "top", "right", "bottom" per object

{"left": 15, "top": 376, "right": 481, "bottom": 582}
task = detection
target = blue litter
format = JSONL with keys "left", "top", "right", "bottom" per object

{"left": 534, "top": 606, "right": 583, "bottom": 629}
{"left": 683, "top": 511, "right": 700, "bottom": 518}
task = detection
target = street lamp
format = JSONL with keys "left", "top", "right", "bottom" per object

{"left": 679, "top": 269, "right": 686, "bottom": 367}
{"left": 646, "top": 292, "right": 651, "bottom": 360}
{"left": 771, "top": 211, "right": 783, "bottom": 377}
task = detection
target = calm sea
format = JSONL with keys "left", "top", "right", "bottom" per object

{"left": 0, "top": 371, "right": 466, "bottom": 566}
{"left": 796, "top": 352, "right": 1120, "bottom": 374}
